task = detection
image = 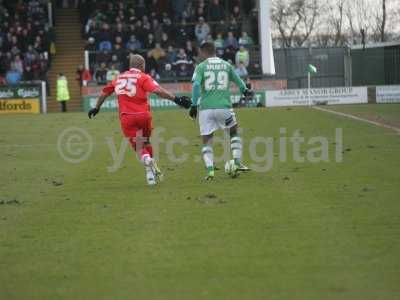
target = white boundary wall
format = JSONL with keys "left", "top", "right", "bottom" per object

{"left": 376, "top": 85, "right": 400, "bottom": 103}
{"left": 265, "top": 87, "right": 368, "bottom": 107}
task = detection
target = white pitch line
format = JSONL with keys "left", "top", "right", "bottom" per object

{"left": 313, "top": 106, "right": 400, "bottom": 135}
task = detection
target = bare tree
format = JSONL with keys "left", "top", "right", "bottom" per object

{"left": 383, "top": 0, "right": 400, "bottom": 41}
{"left": 346, "top": 7, "right": 357, "bottom": 44}
{"left": 374, "top": 0, "right": 387, "bottom": 42}
{"left": 314, "top": 33, "right": 331, "bottom": 47}
{"left": 327, "top": 0, "right": 346, "bottom": 46}
{"left": 271, "top": 0, "right": 399, "bottom": 48}
{"left": 345, "top": 0, "right": 373, "bottom": 44}
{"left": 271, "top": 0, "right": 303, "bottom": 47}
{"left": 347, "top": 0, "right": 389, "bottom": 43}
{"left": 295, "top": 0, "right": 319, "bottom": 46}
{"left": 271, "top": 0, "right": 319, "bottom": 47}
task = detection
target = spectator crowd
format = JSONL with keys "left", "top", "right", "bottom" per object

{"left": 78, "top": 0, "right": 258, "bottom": 84}
{"left": 0, "top": 0, "right": 55, "bottom": 85}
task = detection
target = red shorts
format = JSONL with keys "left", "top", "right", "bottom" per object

{"left": 120, "top": 112, "right": 152, "bottom": 139}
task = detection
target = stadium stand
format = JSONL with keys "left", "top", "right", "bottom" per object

{"left": 78, "top": 0, "right": 260, "bottom": 84}
{"left": 0, "top": 0, "right": 55, "bottom": 86}
{"left": 46, "top": 7, "right": 85, "bottom": 112}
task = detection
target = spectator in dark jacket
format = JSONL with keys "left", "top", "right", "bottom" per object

{"left": 208, "top": 0, "right": 225, "bottom": 22}
{"left": 23, "top": 65, "right": 35, "bottom": 81}
{"left": 231, "top": 5, "right": 242, "bottom": 21}
{"left": 166, "top": 46, "right": 177, "bottom": 63}
{"left": 114, "top": 23, "right": 127, "bottom": 43}
{"left": 176, "top": 19, "right": 191, "bottom": 47}
{"left": 144, "top": 33, "right": 156, "bottom": 49}
{"left": 114, "top": 36, "right": 124, "bottom": 49}
{"left": 161, "top": 12, "right": 173, "bottom": 36}
{"left": 227, "top": 17, "right": 241, "bottom": 36}
{"left": 96, "top": 23, "right": 113, "bottom": 43}
{"left": 160, "top": 63, "right": 176, "bottom": 79}
{"left": 113, "top": 43, "right": 126, "bottom": 62}
{"left": 95, "top": 63, "right": 108, "bottom": 84}
{"left": 224, "top": 31, "right": 239, "bottom": 50}
{"left": 172, "top": 0, "right": 186, "bottom": 21}
{"left": 126, "top": 35, "right": 142, "bottom": 52}
{"left": 160, "top": 33, "right": 172, "bottom": 49}
{"left": 96, "top": 50, "right": 111, "bottom": 65}
{"left": 176, "top": 63, "right": 191, "bottom": 78}
{"left": 185, "top": 41, "right": 197, "bottom": 61}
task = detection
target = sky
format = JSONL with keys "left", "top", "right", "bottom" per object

{"left": 269, "top": 0, "right": 400, "bottom": 43}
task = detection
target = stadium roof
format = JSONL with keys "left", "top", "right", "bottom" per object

{"left": 351, "top": 41, "right": 400, "bottom": 50}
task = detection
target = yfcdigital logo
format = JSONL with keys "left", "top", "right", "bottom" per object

{"left": 57, "top": 126, "right": 344, "bottom": 173}
{"left": 246, "top": 128, "right": 343, "bottom": 172}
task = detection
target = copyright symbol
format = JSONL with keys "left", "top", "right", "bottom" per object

{"left": 57, "top": 127, "right": 93, "bottom": 164}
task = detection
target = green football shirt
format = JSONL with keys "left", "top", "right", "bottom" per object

{"left": 192, "top": 57, "right": 247, "bottom": 110}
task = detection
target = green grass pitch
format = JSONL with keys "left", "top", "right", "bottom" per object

{"left": 1, "top": 104, "right": 400, "bottom": 299}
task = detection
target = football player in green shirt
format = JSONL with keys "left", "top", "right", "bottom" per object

{"left": 189, "top": 42, "right": 253, "bottom": 180}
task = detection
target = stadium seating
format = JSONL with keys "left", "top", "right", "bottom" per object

{"left": 78, "top": 0, "right": 260, "bottom": 84}
{"left": 0, "top": 1, "right": 55, "bottom": 85}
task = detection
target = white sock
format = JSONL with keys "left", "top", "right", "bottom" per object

{"left": 141, "top": 154, "right": 155, "bottom": 184}
{"left": 230, "top": 136, "right": 242, "bottom": 165}
{"left": 145, "top": 167, "right": 155, "bottom": 184}
{"left": 141, "top": 154, "right": 152, "bottom": 166}
{"left": 201, "top": 145, "right": 214, "bottom": 170}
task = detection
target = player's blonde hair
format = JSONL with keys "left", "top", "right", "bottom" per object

{"left": 129, "top": 54, "right": 145, "bottom": 71}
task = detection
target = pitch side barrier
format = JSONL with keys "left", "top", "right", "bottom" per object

{"left": 81, "top": 84, "right": 400, "bottom": 112}
{"left": 265, "top": 85, "right": 400, "bottom": 107}
{"left": 0, "top": 82, "right": 47, "bottom": 114}
{"left": 80, "top": 79, "right": 287, "bottom": 112}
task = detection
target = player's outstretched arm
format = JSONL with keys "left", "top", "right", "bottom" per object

{"left": 230, "top": 65, "right": 253, "bottom": 99}
{"left": 153, "top": 86, "right": 192, "bottom": 109}
{"left": 230, "top": 66, "right": 248, "bottom": 93}
{"left": 88, "top": 94, "right": 107, "bottom": 119}
{"left": 189, "top": 80, "right": 201, "bottom": 120}
{"left": 88, "top": 81, "right": 115, "bottom": 119}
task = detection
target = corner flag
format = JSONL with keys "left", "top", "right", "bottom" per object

{"left": 307, "top": 64, "right": 317, "bottom": 74}
{"left": 306, "top": 64, "right": 317, "bottom": 106}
